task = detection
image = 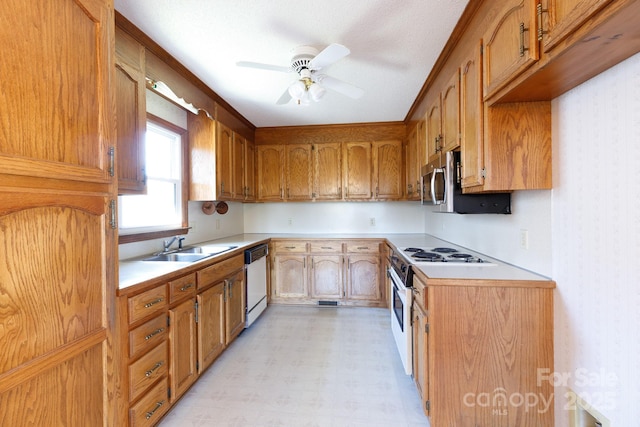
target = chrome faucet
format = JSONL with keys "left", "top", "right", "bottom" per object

{"left": 163, "top": 236, "right": 185, "bottom": 252}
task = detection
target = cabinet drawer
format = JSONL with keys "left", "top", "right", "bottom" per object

{"left": 309, "top": 241, "right": 343, "bottom": 253}
{"left": 197, "top": 254, "right": 244, "bottom": 290}
{"left": 169, "top": 273, "right": 197, "bottom": 304}
{"left": 128, "top": 285, "right": 168, "bottom": 325}
{"left": 129, "top": 314, "right": 168, "bottom": 358}
{"left": 345, "top": 241, "right": 380, "bottom": 254}
{"left": 274, "top": 241, "right": 308, "bottom": 253}
{"left": 129, "top": 377, "right": 169, "bottom": 427}
{"left": 412, "top": 271, "right": 428, "bottom": 311}
{"left": 129, "top": 341, "right": 168, "bottom": 402}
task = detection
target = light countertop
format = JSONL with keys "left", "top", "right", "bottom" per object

{"left": 119, "top": 233, "right": 552, "bottom": 292}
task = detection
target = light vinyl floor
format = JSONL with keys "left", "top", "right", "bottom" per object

{"left": 159, "top": 305, "right": 429, "bottom": 427}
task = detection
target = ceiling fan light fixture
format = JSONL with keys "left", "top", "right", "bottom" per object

{"left": 288, "top": 80, "right": 306, "bottom": 100}
{"left": 308, "top": 83, "right": 326, "bottom": 102}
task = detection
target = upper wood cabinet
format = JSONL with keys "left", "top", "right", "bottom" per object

{"left": 539, "top": 0, "right": 613, "bottom": 52}
{"left": 0, "top": 0, "right": 114, "bottom": 185}
{"left": 314, "top": 142, "right": 342, "bottom": 200}
{"left": 372, "top": 140, "right": 404, "bottom": 200}
{"left": 440, "top": 70, "right": 460, "bottom": 154}
{"left": 342, "top": 142, "right": 372, "bottom": 199}
{"left": 256, "top": 144, "right": 285, "bottom": 201}
{"left": 189, "top": 113, "right": 253, "bottom": 201}
{"left": 285, "top": 144, "right": 314, "bottom": 200}
{"left": 405, "top": 120, "right": 426, "bottom": 200}
{"left": 459, "top": 42, "right": 485, "bottom": 190}
{"left": 426, "top": 95, "right": 442, "bottom": 164}
{"left": 483, "top": 0, "right": 539, "bottom": 99}
{"left": 115, "top": 26, "right": 147, "bottom": 195}
{"left": 244, "top": 139, "right": 256, "bottom": 201}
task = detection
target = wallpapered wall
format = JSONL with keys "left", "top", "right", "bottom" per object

{"left": 551, "top": 52, "right": 640, "bottom": 426}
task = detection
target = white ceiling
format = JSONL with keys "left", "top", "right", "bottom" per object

{"left": 114, "top": 0, "right": 469, "bottom": 128}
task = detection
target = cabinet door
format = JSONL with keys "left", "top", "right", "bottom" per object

{"left": 441, "top": 70, "right": 460, "bottom": 153}
{"left": 0, "top": 0, "right": 114, "bottom": 184}
{"left": 225, "top": 270, "right": 246, "bottom": 344}
{"left": 198, "top": 283, "right": 226, "bottom": 372}
{"left": 372, "top": 140, "right": 403, "bottom": 200}
{"left": 115, "top": 27, "right": 146, "bottom": 195}
{"left": 412, "top": 300, "right": 429, "bottom": 416}
{"left": 541, "top": 0, "right": 613, "bottom": 52}
{"left": 460, "top": 42, "right": 485, "bottom": 189}
{"left": 426, "top": 95, "right": 442, "bottom": 164}
{"left": 405, "top": 124, "right": 418, "bottom": 199}
{"left": 310, "top": 255, "right": 343, "bottom": 300}
{"left": 483, "top": 0, "right": 539, "bottom": 98}
{"left": 232, "top": 133, "right": 245, "bottom": 200}
{"left": 256, "top": 145, "right": 284, "bottom": 201}
{"left": 216, "top": 122, "right": 234, "bottom": 200}
{"left": 285, "top": 144, "right": 313, "bottom": 200}
{"left": 314, "top": 143, "right": 342, "bottom": 200}
{"left": 0, "top": 190, "right": 114, "bottom": 426}
{"left": 274, "top": 255, "right": 308, "bottom": 298}
{"left": 188, "top": 112, "right": 218, "bottom": 201}
{"left": 343, "top": 142, "right": 372, "bottom": 199}
{"left": 244, "top": 139, "right": 256, "bottom": 200}
{"left": 169, "top": 299, "right": 197, "bottom": 401}
{"left": 346, "top": 255, "right": 381, "bottom": 302}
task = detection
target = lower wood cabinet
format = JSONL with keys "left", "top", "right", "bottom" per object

{"left": 117, "top": 253, "right": 246, "bottom": 426}
{"left": 410, "top": 269, "right": 555, "bottom": 426}
{"left": 271, "top": 239, "right": 384, "bottom": 306}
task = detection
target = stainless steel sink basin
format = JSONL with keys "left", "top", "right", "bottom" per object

{"left": 141, "top": 245, "right": 237, "bottom": 262}
{"left": 143, "top": 253, "right": 212, "bottom": 262}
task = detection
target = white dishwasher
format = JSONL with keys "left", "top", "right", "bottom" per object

{"left": 244, "top": 244, "right": 268, "bottom": 328}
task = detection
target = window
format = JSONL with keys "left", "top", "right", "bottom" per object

{"left": 118, "top": 116, "right": 188, "bottom": 243}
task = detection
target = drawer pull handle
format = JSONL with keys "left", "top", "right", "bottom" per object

{"left": 357, "top": 246, "right": 369, "bottom": 250}
{"left": 284, "top": 246, "right": 296, "bottom": 249}
{"left": 412, "top": 288, "right": 421, "bottom": 295}
{"left": 145, "top": 361, "right": 164, "bottom": 377}
{"left": 144, "top": 298, "right": 163, "bottom": 308}
{"left": 145, "top": 328, "right": 165, "bottom": 340}
{"left": 321, "top": 246, "right": 333, "bottom": 249}
{"left": 145, "top": 400, "right": 165, "bottom": 420}
{"left": 180, "top": 283, "right": 194, "bottom": 292}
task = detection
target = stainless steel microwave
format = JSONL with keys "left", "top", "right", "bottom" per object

{"left": 421, "top": 151, "right": 511, "bottom": 214}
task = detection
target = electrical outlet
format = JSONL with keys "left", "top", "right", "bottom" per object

{"left": 288, "top": 218, "right": 293, "bottom": 226}
{"left": 215, "top": 219, "right": 220, "bottom": 230}
{"left": 370, "top": 217, "right": 376, "bottom": 226}
{"left": 520, "top": 229, "right": 529, "bottom": 249}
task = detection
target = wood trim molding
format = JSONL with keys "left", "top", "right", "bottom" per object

{"left": 256, "top": 122, "right": 406, "bottom": 145}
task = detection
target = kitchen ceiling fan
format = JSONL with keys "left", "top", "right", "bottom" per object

{"left": 237, "top": 43, "right": 364, "bottom": 105}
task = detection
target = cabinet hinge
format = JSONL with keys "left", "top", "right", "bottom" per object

{"left": 109, "top": 200, "right": 117, "bottom": 229}
{"left": 194, "top": 301, "right": 199, "bottom": 323}
{"left": 108, "top": 146, "right": 115, "bottom": 177}
{"left": 196, "top": 360, "right": 200, "bottom": 372}
{"left": 481, "top": 168, "right": 486, "bottom": 178}
{"left": 167, "top": 315, "right": 170, "bottom": 327}
{"left": 425, "top": 323, "right": 430, "bottom": 334}
{"left": 426, "top": 400, "right": 431, "bottom": 412}
{"left": 167, "top": 387, "right": 171, "bottom": 399}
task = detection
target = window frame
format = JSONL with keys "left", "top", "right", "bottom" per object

{"left": 118, "top": 113, "right": 189, "bottom": 244}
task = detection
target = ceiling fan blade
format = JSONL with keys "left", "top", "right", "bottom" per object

{"left": 316, "top": 75, "right": 364, "bottom": 99}
{"left": 309, "top": 43, "right": 350, "bottom": 70}
{"left": 276, "top": 89, "right": 292, "bottom": 105}
{"left": 236, "top": 61, "right": 292, "bottom": 73}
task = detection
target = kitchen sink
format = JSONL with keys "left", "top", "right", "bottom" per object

{"left": 142, "top": 245, "right": 237, "bottom": 262}
{"left": 143, "top": 253, "right": 212, "bottom": 262}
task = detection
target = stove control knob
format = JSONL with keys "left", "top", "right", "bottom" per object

{"left": 401, "top": 264, "right": 407, "bottom": 273}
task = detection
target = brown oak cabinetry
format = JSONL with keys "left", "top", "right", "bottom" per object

{"left": 0, "top": 0, "right": 118, "bottom": 425}
{"left": 409, "top": 271, "right": 555, "bottom": 426}
{"left": 372, "top": 140, "right": 404, "bottom": 200}
{"left": 483, "top": 0, "right": 540, "bottom": 99}
{"left": 244, "top": 138, "right": 256, "bottom": 200}
{"left": 256, "top": 144, "right": 285, "bottom": 201}
{"left": 342, "top": 141, "right": 372, "bottom": 199}
{"left": 188, "top": 113, "right": 253, "bottom": 201}
{"left": 314, "top": 142, "right": 343, "bottom": 200}
{"left": 271, "top": 239, "right": 383, "bottom": 306}
{"left": 117, "top": 253, "right": 245, "bottom": 425}
{"left": 115, "top": 24, "right": 147, "bottom": 194}
{"left": 426, "top": 70, "right": 460, "bottom": 165}
{"left": 285, "top": 144, "right": 314, "bottom": 200}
